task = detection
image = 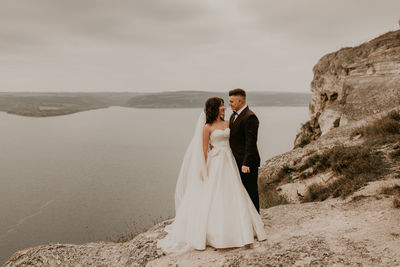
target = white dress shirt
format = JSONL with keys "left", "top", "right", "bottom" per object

{"left": 233, "top": 105, "right": 247, "bottom": 122}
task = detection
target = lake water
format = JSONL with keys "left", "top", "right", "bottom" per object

{"left": 0, "top": 106, "right": 308, "bottom": 263}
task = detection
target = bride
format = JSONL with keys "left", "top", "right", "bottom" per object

{"left": 157, "top": 97, "right": 267, "bottom": 254}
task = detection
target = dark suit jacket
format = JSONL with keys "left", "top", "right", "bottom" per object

{"left": 229, "top": 106, "right": 261, "bottom": 167}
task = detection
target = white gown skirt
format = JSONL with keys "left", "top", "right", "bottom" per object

{"left": 157, "top": 143, "right": 266, "bottom": 254}
{"left": 205, "top": 144, "right": 266, "bottom": 248}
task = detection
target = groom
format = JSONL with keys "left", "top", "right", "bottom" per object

{"left": 229, "top": 88, "right": 261, "bottom": 213}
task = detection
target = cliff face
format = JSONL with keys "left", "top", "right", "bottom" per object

{"left": 259, "top": 30, "right": 400, "bottom": 207}
{"left": 295, "top": 30, "right": 400, "bottom": 147}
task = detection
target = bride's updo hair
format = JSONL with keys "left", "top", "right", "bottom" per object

{"left": 205, "top": 97, "right": 224, "bottom": 124}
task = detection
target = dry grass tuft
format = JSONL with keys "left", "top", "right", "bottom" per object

{"left": 300, "top": 110, "right": 400, "bottom": 203}
{"left": 380, "top": 185, "right": 400, "bottom": 195}
{"left": 351, "top": 110, "right": 400, "bottom": 140}
{"left": 379, "top": 185, "right": 400, "bottom": 209}
{"left": 108, "top": 231, "right": 139, "bottom": 243}
{"left": 259, "top": 164, "right": 293, "bottom": 208}
{"left": 259, "top": 187, "right": 289, "bottom": 208}
{"left": 390, "top": 143, "right": 400, "bottom": 159}
{"left": 351, "top": 195, "right": 367, "bottom": 202}
{"left": 260, "top": 110, "right": 400, "bottom": 207}
{"left": 393, "top": 197, "right": 400, "bottom": 209}
{"left": 301, "top": 144, "right": 390, "bottom": 202}
{"left": 260, "top": 142, "right": 390, "bottom": 206}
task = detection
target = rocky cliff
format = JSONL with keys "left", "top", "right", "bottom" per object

{"left": 294, "top": 30, "right": 400, "bottom": 147}
{"left": 260, "top": 30, "right": 400, "bottom": 205}
{"left": 3, "top": 30, "right": 400, "bottom": 267}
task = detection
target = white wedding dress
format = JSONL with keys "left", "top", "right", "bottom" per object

{"left": 157, "top": 112, "right": 267, "bottom": 254}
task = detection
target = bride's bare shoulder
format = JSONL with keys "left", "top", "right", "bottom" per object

{"left": 203, "top": 123, "right": 211, "bottom": 131}
{"left": 224, "top": 120, "right": 230, "bottom": 127}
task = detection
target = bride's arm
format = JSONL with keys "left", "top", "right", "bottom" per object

{"left": 225, "top": 120, "right": 229, "bottom": 128}
{"left": 202, "top": 124, "right": 210, "bottom": 163}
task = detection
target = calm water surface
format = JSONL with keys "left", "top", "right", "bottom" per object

{"left": 0, "top": 106, "right": 308, "bottom": 263}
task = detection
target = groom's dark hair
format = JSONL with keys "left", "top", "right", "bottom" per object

{"left": 229, "top": 88, "right": 246, "bottom": 98}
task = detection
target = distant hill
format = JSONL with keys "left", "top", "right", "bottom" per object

{"left": 0, "top": 92, "right": 141, "bottom": 117}
{"left": 0, "top": 91, "right": 311, "bottom": 117}
{"left": 125, "top": 91, "right": 311, "bottom": 108}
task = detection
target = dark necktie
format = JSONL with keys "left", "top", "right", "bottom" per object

{"left": 233, "top": 110, "right": 238, "bottom": 121}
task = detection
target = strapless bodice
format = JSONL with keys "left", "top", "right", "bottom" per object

{"left": 209, "top": 128, "right": 230, "bottom": 149}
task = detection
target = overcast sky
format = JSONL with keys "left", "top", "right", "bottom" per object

{"left": 0, "top": 0, "right": 399, "bottom": 93}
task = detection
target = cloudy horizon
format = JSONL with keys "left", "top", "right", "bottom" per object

{"left": 1, "top": 0, "right": 399, "bottom": 93}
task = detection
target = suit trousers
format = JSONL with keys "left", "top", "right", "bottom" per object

{"left": 237, "top": 162, "right": 260, "bottom": 213}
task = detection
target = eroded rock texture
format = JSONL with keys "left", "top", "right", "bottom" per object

{"left": 295, "top": 30, "right": 400, "bottom": 147}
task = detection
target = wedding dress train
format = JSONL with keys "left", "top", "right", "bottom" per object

{"left": 157, "top": 125, "right": 267, "bottom": 254}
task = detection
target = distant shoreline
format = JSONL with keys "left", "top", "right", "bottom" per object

{"left": 0, "top": 91, "right": 311, "bottom": 117}
{"left": 0, "top": 104, "right": 309, "bottom": 118}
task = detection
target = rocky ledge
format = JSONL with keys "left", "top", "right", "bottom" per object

{"left": 4, "top": 180, "right": 400, "bottom": 266}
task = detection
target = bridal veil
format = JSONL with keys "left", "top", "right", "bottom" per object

{"left": 157, "top": 111, "right": 210, "bottom": 253}
{"left": 174, "top": 111, "right": 208, "bottom": 212}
